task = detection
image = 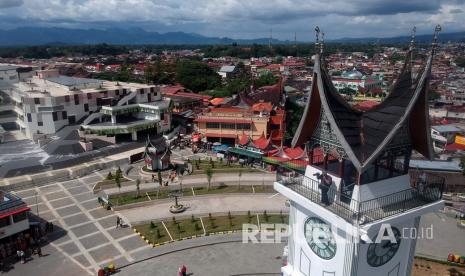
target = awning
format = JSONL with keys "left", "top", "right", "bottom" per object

{"left": 228, "top": 147, "right": 262, "bottom": 159}
{"left": 0, "top": 207, "right": 30, "bottom": 219}
{"left": 205, "top": 133, "right": 237, "bottom": 139}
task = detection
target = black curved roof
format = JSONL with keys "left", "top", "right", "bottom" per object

{"left": 293, "top": 49, "right": 435, "bottom": 172}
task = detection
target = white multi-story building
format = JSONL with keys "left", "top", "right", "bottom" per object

{"left": 0, "top": 69, "right": 171, "bottom": 141}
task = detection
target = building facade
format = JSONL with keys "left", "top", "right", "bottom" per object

{"left": 0, "top": 69, "right": 170, "bottom": 140}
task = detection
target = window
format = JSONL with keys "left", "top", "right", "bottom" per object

{"left": 64, "top": 95, "right": 70, "bottom": 102}
{"left": 221, "top": 123, "right": 235, "bottom": 129}
{"left": 52, "top": 112, "right": 58, "bottom": 121}
{"left": 62, "top": 111, "right": 67, "bottom": 120}
{"left": 206, "top": 122, "right": 220, "bottom": 129}
{"left": 84, "top": 103, "right": 89, "bottom": 112}
{"left": 139, "top": 89, "right": 145, "bottom": 95}
{"left": 150, "top": 87, "right": 155, "bottom": 92}
{"left": 87, "top": 93, "right": 92, "bottom": 99}
{"left": 160, "top": 112, "right": 164, "bottom": 120}
{"left": 74, "top": 94, "right": 79, "bottom": 105}
{"left": 27, "top": 113, "right": 32, "bottom": 122}
{"left": 38, "top": 121, "right": 43, "bottom": 126}
{"left": 34, "top": 98, "right": 40, "bottom": 105}
{"left": 237, "top": 123, "right": 251, "bottom": 130}
{"left": 12, "top": 211, "right": 27, "bottom": 223}
{"left": 0, "top": 217, "right": 10, "bottom": 227}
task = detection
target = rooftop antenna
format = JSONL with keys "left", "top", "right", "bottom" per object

{"left": 315, "top": 26, "right": 321, "bottom": 54}
{"left": 320, "top": 32, "right": 325, "bottom": 54}
{"left": 410, "top": 26, "right": 416, "bottom": 78}
{"left": 294, "top": 32, "right": 297, "bottom": 48}
{"left": 432, "top": 24, "right": 442, "bottom": 52}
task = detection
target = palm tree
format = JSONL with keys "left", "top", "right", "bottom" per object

{"left": 205, "top": 167, "right": 213, "bottom": 191}
{"left": 178, "top": 167, "right": 185, "bottom": 192}
{"left": 115, "top": 173, "right": 122, "bottom": 204}
{"left": 136, "top": 178, "right": 141, "bottom": 198}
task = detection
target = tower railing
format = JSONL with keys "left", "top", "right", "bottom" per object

{"left": 277, "top": 172, "right": 444, "bottom": 225}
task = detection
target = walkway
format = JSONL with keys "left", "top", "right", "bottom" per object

{"left": 117, "top": 193, "right": 287, "bottom": 225}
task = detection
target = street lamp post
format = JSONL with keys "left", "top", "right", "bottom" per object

{"left": 35, "top": 191, "right": 39, "bottom": 217}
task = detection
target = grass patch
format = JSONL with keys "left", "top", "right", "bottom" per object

{"left": 136, "top": 213, "right": 290, "bottom": 245}
{"left": 258, "top": 214, "right": 289, "bottom": 228}
{"left": 204, "top": 214, "right": 259, "bottom": 233}
{"left": 136, "top": 222, "right": 171, "bottom": 244}
{"left": 165, "top": 216, "right": 205, "bottom": 240}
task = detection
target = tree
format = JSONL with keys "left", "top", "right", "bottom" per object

{"left": 136, "top": 178, "right": 141, "bottom": 198}
{"left": 175, "top": 60, "right": 221, "bottom": 92}
{"left": 205, "top": 167, "right": 213, "bottom": 191}
{"left": 157, "top": 170, "right": 163, "bottom": 186}
{"left": 144, "top": 64, "right": 154, "bottom": 84}
{"left": 178, "top": 166, "right": 185, "bottom": 192}
{"left": 255, "top": 72, "right": 278, "bottom": 88}
{"left": 115, "top": 173, "right": 122, "bottom": 205}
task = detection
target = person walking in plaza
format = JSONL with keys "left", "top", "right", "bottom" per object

{"left": 178, "top": 264, "right": 187, "bottom": 276}
{"left": 116, "top": 217, "right": 120, "bottom": 228}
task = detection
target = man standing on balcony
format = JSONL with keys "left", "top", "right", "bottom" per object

{"left": 318, "top": 171, "right": 332, "bottom": 205}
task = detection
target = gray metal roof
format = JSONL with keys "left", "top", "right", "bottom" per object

{"left": 219, "top": 65, "right": 236, "bottom": 73}
{"left": 46, "top": 76, "right": 102, "bottom": 86}
{"left": 409, "top": 159, "right": 462, "bottom": 172}
{"left": 432, "top": 125, "right": 461, "bottom": 133}
{"left": 0, "top": 65, "right": 18, "bottom": 71}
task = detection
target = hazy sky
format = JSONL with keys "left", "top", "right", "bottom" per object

{"left": 0, "top": 0, "right": 464, "bottom": 40}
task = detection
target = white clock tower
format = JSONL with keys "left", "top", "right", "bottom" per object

{"left": 275, "top": 26, "right": 444, "bottom": 276}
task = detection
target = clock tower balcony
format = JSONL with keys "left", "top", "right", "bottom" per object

{"left": 274, "top": 167, "right": 444, "bottom": 226}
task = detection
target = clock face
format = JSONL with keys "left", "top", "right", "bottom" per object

{"left": 304, "top": 217, "right": 337, "bottom": 260}
{"left": 367, "top": 227, "right": 402, "bottom": 267}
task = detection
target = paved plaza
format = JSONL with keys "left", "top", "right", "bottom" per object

{"left": 12, "top": 169, "right": 150, "bottom": 275}
{"left": 4, "top": 167, "right": 465, "bottom": 275}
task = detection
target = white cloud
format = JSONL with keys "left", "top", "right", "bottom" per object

{"left": 0, "top": 0, "right": 464, "bottom": 39}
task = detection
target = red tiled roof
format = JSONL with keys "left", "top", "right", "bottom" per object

{"left": 284, "top": 147, "right": 305, "bottom": 159}
{"left": 445, "top": 143, "right": 465, "bottom": 151}
{"left": 210, "top": 98, "right": 225, "bottom": 106}
{"left": 251, "top": 102, "right": 273, "bottom": 113}
{"left": 270, "top": 115, "right": 284, "bottom": 125}
{"left": 238, "top": 134, "right": 250, "bottom": 145}
{"left": 253, "top": 133, "right": 271, "bottom": 150}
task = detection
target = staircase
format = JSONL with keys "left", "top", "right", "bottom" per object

{"left": 116, "top": 91, "right": 137, "bottom": 106}
{"left": 82, "top": 91, "right": 138, "bottom": 126}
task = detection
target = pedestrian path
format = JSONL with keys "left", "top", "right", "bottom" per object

{"left": 117, "top": 193, "right": 288, "bottom": 225}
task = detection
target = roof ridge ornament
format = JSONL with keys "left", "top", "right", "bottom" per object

{"left": 320, "top": 32, "right": 325, "bottom": 54}
{"left": 432, "top": 24, "right": 442, "bottom": 51}
{"left": 315, "top": 26, "right": 320, "bottom": 50}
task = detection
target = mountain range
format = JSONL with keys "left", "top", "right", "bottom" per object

{"left": 0, "top": 27, "right": 464, "bottom": 46}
